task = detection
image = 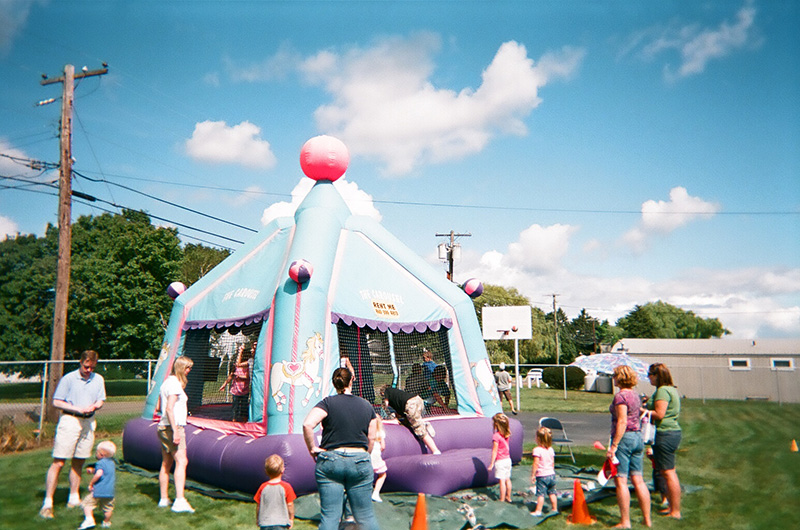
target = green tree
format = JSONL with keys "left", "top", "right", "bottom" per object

{"left": 617, "top": 300, "right": 729, "bottom": 339}
{"left": 181, "top": 243, "right": 229, "bottom": 285}
{"left": 543, "top": 307, "right": 577, "bottom": 364}
{"left": 568, "top": 308, "right": 599, "bottom": 356}
{"left": 0, "top": 210, "right": 186, "bottom": 369}
{"left": 67, "top": 210, "right": 183, "bottom": 359}
{"left": 0, "top": 231, "right": 58, "bottom": 369}
{"left": 596, "top": 319, "right": 625, "bottom": 348}
{"left": 520, "top": 307, "right": 552, "bottom": 364}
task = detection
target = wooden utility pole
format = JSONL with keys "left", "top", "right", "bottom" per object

{"left": 435, "top": 230, "right": 470, "bottom": 281}
{"left": 40, "top": 64, "right": 108, "bottom": 421}
{"left": 550, "top": 294, "right": 561, "bottom": 365}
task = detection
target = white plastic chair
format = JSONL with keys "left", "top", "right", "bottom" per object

{"left": 525, "top": 368, "right": 543, "bottom": 388}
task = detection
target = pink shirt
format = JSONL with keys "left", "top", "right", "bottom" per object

{"left": 533, "top": 446, "right": 555, "bottom": 477}
{"left": 492, "top": 432, "right": 510, "bottom": 460}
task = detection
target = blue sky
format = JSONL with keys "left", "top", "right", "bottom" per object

{"left": 1, "top": 1, "right": 798, "bottom": 339}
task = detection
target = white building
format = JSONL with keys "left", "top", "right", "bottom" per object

{"left": 611, "top": 338, "right": 800, "bottom": 404}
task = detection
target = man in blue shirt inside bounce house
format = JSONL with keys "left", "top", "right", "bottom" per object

{"left": 39, "top": 350, "right": 107, "bottom": 519}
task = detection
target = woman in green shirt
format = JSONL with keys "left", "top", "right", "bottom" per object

{"left": 646, "top": 363, "right": 682, "bottom": 520}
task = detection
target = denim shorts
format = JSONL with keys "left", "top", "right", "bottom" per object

{"left": 535, "top": 474, "right": 557, "bottom": 497}
{"left": 653, "top": 430, "right": 682, "bottom": 471}
{"left": 615, "top": 431, "right": 645, "bottom": 478}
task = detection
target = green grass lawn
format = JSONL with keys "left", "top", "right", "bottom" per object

{"left": 517, "top": 384, "right": 612, "bottom": 413}
{"left": 1, "top": 388, "right": 798, "bottom": 529}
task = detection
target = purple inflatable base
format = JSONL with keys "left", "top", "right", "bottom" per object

{"left": 122, "top": 415, "right": 523, "bottom": 497}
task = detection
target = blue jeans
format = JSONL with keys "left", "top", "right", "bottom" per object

{"left": 315, "top": 451, "right": 380, "bottom": 530}
{"left": 616, "top": 431, "right": 645, "bottom": 478}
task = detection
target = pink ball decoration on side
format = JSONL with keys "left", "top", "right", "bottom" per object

{"left": 289, "top": 259, "right": 313, "bottom": 284}
{"left": 299, "top": 135, "right": 349, "bottom": 182}
{"left": 167, "top": 281, "right": 186, "bottom": 299}
{"left": 462, "top": 278, "right": 483, "bottom": 298}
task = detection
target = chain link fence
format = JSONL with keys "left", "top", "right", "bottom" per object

{"left": 0, "top": 359, "right": 156, "bottom": 438}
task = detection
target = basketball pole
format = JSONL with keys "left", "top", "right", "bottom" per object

{"left": 514, "top": 337, "right": 520, "bottom": 412}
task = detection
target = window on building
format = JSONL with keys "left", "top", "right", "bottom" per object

{"left": 770, "top": 358, "right": 794, "bottom": 371}
{"left": 728, "top": 358, "right": 751, "bottom": 371}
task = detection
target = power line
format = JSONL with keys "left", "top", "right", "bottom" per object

{"left": 61, "top": 168, "right": 800, "bottom": 217}
{"left": 72, "top": 192, "right": 244, "bottom": 245}
{"left": 0, "top": 152, "right": 59, "bottom": 171}
{"left": 2, "top": 172, "right": 241, "bottom": 247}
{"left": 72, "top": 170, "right": 257, "bottom": 233}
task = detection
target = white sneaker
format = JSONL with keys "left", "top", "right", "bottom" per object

{"left": 171, "top": 498, "right": 195, "bottom": 513}
{"left": 371, "top": 493, "right": 382, "bottom": 503}
{"left": 158, "top": 498, "right": 170, "bottom": 508}
{"left": 531, "top": 511, "right": 543, "bottom": 517}
{"left": 78, "top": 519, "right": 96, "bottom": 529}
{"left": 101, "top": 522, "right": 112, "bottom": 528}
{"left": 67, "top": 496, "right": 82, "bottom": 508}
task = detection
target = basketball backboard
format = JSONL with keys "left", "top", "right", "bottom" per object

{"left": 481, "top": 305, "right": 532, "bottom": 340}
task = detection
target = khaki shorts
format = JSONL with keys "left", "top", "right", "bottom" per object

{"left": 157, "top": 424, "right": 186, "bottom": 454}
{"left": 81, "top": 495, "right": 115, "bottom": 515}
{"left": 52, "top": 414, "right": 96, "bottom": 460}
{"left": 404, "top": 396, "right": 430, "bottom": 439}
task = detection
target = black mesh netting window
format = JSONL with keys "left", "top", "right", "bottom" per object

{"left": 182, "top": 322, "right": 262, "bottom": 422}
{"left": 336, "top": 322, "right": 457, "bottom": 417}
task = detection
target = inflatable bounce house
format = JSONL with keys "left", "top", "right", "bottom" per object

{"left": 123, "top": 136, "right": 523, "bottom": 497}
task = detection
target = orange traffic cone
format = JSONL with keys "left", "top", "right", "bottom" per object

{"left": 791, "top": 439, "right": 798, "bottom": 452}
{"left": 567, "top": 479, "right": 596, "bottom": 525}
{"left": 410, "top": 492, "right": 428, "bottom": 530}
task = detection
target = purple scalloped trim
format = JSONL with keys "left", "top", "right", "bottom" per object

{"left": 182, "top": 308, "right": 271, "bottom": 331}
{"left": 330, "top": 312, "right": 453, "bottom": 333}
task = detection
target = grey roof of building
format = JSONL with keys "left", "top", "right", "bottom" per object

{"left": 609, "top": 338, "right": 800, "bottom": 356}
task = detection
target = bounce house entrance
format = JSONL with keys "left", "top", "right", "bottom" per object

{"left": 182, "top": 322, "right": 261, "bottom": 422}
{"left": 336, "top": 322, "right": 458, "bottom": 417}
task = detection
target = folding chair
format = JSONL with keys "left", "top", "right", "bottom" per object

{"left": 539, "top": 416, "right": 575, "bottom": 463}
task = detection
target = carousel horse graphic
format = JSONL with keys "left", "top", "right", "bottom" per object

{"left": 471, "top": 358, "right": 499, "bottom": 404}
{"left": 270, "top": 332, "right": 324, "bottom": 411}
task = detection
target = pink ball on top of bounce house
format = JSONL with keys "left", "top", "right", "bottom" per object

{"left": 167, "top": 281, "right": 186, "bottom": 299}
{"left": 289, "top": 259, "right": 313, "bottom": 284}
{"left": 299, "top": 135, "right": 349, "bottom": 182}
{"left": 462, "top": 278, "right": 483, "bottom": 298}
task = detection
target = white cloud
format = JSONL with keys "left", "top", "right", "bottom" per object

{"left": 185, "top": 120, "right": 277, "bottom": 169}
{"left": 203, "top": 72, "right": 220, "bottom": 87}
{"left": 622, "top": 187, "right": 719, "bottom": 252}
{"left": 625, "top": 2, "right": 757, "bottom": 81}
{"left": 0, "top": 214, "right": 19, "bottom": 238}
{"left": 0, "top": 0, "right": 43, "bottom": 54}
{"left": 261, "top": 178, "right": 381, "bottom": 227}
{"left": 456, "top": 234, "right": 800, "bottom": 338}
{"left": 224, "top": 43, "right": 300, "bottom": 82}
{"left": 504, "top": 223, "right": 578, "bottom": 273}
{"left": 299, "top": 34, "right": 584, "bottom": 175}
{"left": 0, "top": 139, "right": 41, "bottom": 177}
